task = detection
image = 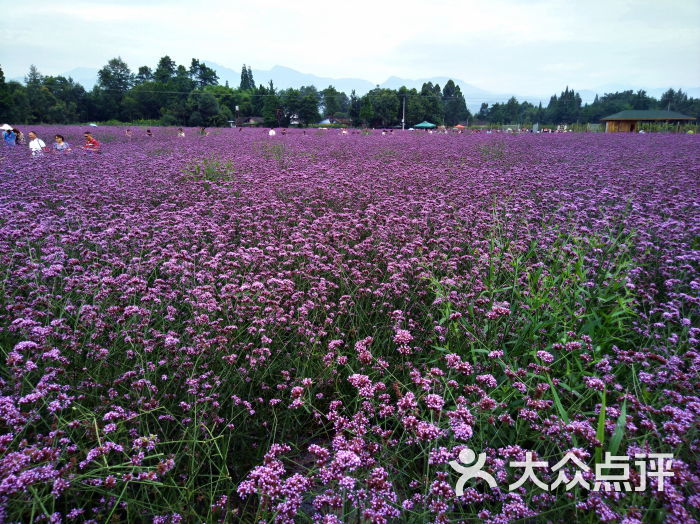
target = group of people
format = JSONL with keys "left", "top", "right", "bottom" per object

{"left": 2, "top": 127, "right": 100, "bottom": 156}
{"left": 123, "top": 127, "right": 205, "bottom": 139}
{"left": 3, "top": 127, "right": 24, "bottom": 146}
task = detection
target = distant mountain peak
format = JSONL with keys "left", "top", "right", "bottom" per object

{"left": 18, "top": 61, "right": 699, "bottom": 113}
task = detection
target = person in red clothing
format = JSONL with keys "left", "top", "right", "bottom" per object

{"left": 83, "top": 132, "right": 100, "bottom": 151}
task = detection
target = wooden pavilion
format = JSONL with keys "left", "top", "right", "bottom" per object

{"left": 601, "top": 110, "right": 695, "bottom": 132}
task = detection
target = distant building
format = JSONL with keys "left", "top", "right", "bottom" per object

{"left": 318, "top": 117, "right": 351, "bottom": 126}
{"left": 601, "top": 110, "right": 695, "bottom": 132}
{"left": 237, "top": 116, "right": 265, "bottom": 126}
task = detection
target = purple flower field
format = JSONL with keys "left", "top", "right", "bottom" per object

{"left": 0, "top": 127, "right": 698, "bottom": 523}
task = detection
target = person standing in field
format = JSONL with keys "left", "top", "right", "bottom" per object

{"left": 3, "top": 128, "right": 15, "bottom": 146}
{"left": 177, "top": 128, "right": 185, "bottom": 137}
{"left": 83, "top": 131, "right": 100, "bottom": 151}
{"left": 146, "top": 129, "right": 154, "bottom": 137}
{"left": 53, "top": 135, "right": 71, "bottom": 153}
{"left": 13, "top": 129, "right": 24, "bottom": 145}
{"left": 27, "top": 131, "right": 46, "bottom": 156}
{"left": 125, "top": 128, "right": 133, "bottom": 139}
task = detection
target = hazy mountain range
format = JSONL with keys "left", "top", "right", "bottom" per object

{"left": 13, "top": 62, "right": 700, "bottom": 112}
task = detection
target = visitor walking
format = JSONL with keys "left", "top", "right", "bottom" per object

{"left": 53, "top": 135, "right": 71, "bottom": 153}
{"left": 83, "top": 132, "right": 100, "bottom": 151}
{"left": 3, "top": 128, "right": 15, "bottom": 146}
{"left": 27, "top": 131, "right": 46, "bottom": 156}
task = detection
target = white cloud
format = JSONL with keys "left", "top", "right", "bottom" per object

{"left": 1, "top": 0, "right": 698, "bottom": 92}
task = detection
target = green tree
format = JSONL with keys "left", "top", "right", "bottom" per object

{"left": 154, "top": 56, "right": 176, "bottom": 83}
{"left": 25, "top": 65, "right": 43, "bottom": 88}
{"left": 0, "top": 66, "right": 12, "bottom": 119}
{"left": 280, "top": 88, "right": 301, "bottom": 125}
{"left": 298, "top": 90, "right": 321, "bottom": 125}
{"left": 240, "top": 64, "right": 255, "bottom": 91}
{"left": 349, "top": 89, "right": 362, "bottom": 125}
{"left": 504, "top": 96, "right": 520, "bottom": 124}
{"left": 659, "top": 88, "right": 691, "bottom": 113}
{"left": 442, "top": 80, "right": 470, "bottom": 125}
{"left": 190, "top": 59, "right": 219, "bottom": 88}
{"left": 366, "top": 88, "right": 399, "bottom": 127}
{"left": 632, "top": 89, "right": 653, "bottom": 110}
{"left": 420, "top": 82, "right": 444, "bottom": 124}
{"left": 359, "top": 96, "right": 373, "bottom": 126}
{"left": 135, "top": 66, "right": 154, "bottom": 84}
{"left": 189, "top": 110, "right": 204, "bottom": 127}
{"left": 262, "top": 81, "right": 280, "bottom": 127}
{"left": 197, "top": 93, "right": 220, "bottom": 124}
{"left": 23, "top": 66, "right": 57, "bottom": 123}
{"left": 97, "top": 57, "right": 133, "bottom": 120}
{"left": 42, "top": 75, "right": 87, "bottom": 122}
{"left": 5, "top": 81, "right": 30, "bottom": 123}
{"left": 321, "top": 85, "right": 342, "bottom": 117}
{"left": 98, "top": 57, "right": 133, "bottom": 93}
{"left": 129, "top": 82, "right": 165, "bottom": 120}
{"left": 547, "top": 87, "right": 581, "bottom": 123}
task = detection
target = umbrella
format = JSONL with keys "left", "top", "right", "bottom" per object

{"left": 414, "top": 121, "right": 436, "bottom": 129}
{"left": 454, "top": 124, "right": 465, "bottom": 129}
{"left": 1, "top": 124, "right": 12, "bottom": 131}
{"left": 89, "top": 123, "right": 98, "bottom": 127}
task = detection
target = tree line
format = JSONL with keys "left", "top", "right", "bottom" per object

{"left": 1, "top": 56, "right": 698, "bottom": 127}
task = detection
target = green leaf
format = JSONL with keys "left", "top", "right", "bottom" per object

{"left": 595, "top": 388, "right": 607, "bottom": 464}
{"left": 546, "top": 374, "right": 570, "bottom": 425}
{"left": 608, "top": 399, "right": 627, "bottom": 456}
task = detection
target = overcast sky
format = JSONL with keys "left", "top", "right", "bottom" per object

{"left": 1, "top": 0, "right": 699, "bottom": 94}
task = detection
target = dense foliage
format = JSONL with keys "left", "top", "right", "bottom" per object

{"left": 2, "top": 58, "right": 699, "bottom": 127}
{"left": 0, "top": 128, "right": 698, "bottom": 523}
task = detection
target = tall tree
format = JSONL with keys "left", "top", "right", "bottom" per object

{"left": 0, "top": 66, "right": 11, "bottom": 118}
{"left": 367, "top": 88, "right": 399, "bottom": 127}
{"left": 297, "top": 86, "right": 321, "bottom": 125}
{"left": 240, "top": 64, "right": 255, "bottom": 91}
{"left": 505, "top": 96, "right": 520, "bottom": 123}
{"left": 190, "top": 59, "right": 219, "bottom": 88}
{"left": 135, "top": 66, "right": 154, "bottom": 84}
{"left": 262, "top": 80, "right": 280, "bottom": 126}
{"left": 98, "top": 57, "right": 133, "bottom": 93}
{"left": 25, "top": 65, "right": 43, "bottom": 87}
{"left": 631, "top": 89, "right": 652, "bottom": 110}
{"left": 420, "top": 82, "right": 444, "bottom": 124}
{"left": 442, "top": 80, "right": 470, "bottom": 125}
{"left": 23, "top": 65, "right": 57, "bottom": 123}
{"left": 660, "top": 88, "right": 690, "bottom": 112}
{"left": 349, "top": 89, "right": 362, "bottom": 126}
{"left": 97, "top": 57, "right": 133, "bottom": 120}
{"left": 154, "top": 56, "right": 176, "bottom": 83}
{"left": 321, "top": 85, "right": 341, "bottom": 117}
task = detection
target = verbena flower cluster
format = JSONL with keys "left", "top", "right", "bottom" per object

{"left": 0, "top": 127, "right": 698, "bottom": 523}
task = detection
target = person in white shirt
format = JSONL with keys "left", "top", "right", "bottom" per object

{"left": 27, "top": 131, "right": 46, "bottom": 156}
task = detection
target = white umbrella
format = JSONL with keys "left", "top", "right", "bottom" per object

{"left": 1, "top": 124, "right": 12, "bottom": 131}
{"left": 88, "top": 123, "right": 98, "bottom": 127}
